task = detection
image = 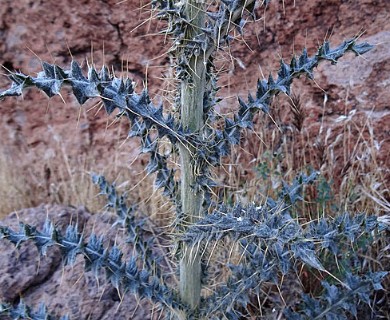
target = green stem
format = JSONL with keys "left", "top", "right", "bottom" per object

{"left": 179, "top": 0, "right": 206, "bottom": 312}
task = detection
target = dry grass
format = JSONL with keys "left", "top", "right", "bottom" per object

{"left": 0, "top": 149, "right": 35, "bottom": 218}
{"left": 0, "top": 144, "right": 105, "bottom": 219}
{"left": 216, "top": 94, "right": 389, "bottom": 219}
{"left": 0, "top": 125, "right": 174, "bottom": 222}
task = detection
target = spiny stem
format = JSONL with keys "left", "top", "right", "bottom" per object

{"left": 178, "top": 0, "right": 207, "bottom": 312}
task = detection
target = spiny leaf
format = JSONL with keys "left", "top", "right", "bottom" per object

{"left": 291, "top": 243, "right": 325, "bottom": 271}
{"left": 0, "top": 299, "right": 68, "bottom": 320}
{"left": 0, "top": 220, "right": 184, "bottom": 311}
{"left": 69, "top": 61, "right": 99, "bottom": 103}
{"left": 351, "top": 41, "right": 374, "bottom": 55}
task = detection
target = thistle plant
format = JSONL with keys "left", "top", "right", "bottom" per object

{"left": 0, "top": 1, "right": 388, "bottom": 319}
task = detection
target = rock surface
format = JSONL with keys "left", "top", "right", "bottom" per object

{"left": 0, "top": 205, "right": 158, "bottom": 320}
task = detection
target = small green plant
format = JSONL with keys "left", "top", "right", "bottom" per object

{"left": 0, "top": 1, "right": 388, "bottom": 319}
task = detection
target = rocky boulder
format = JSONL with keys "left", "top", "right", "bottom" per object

{"left": 0, "top": 204, "right": 159, "bottom": 320}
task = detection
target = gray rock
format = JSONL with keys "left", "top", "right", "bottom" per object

{"left": 0, "top": 204, "right": 156, "bottom": 319}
